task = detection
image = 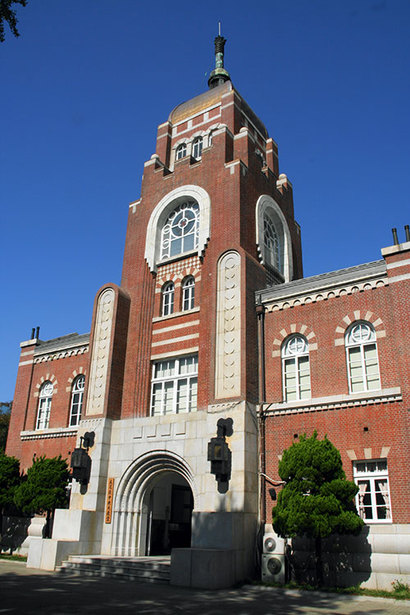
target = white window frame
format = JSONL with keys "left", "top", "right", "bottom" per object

{"left": 282, "top": 335, "right": 311, "bottom": 402}
{"left": 192, "top": 137, "right": 203, "bottom": 160}
{"left": 345, "top": 322, "right": 381, "bottom": 393}
{"left": 69, "top": 375, "right": 85, "bottom": 427}
{"left": 162, "top": 282, "right": 175, "bottom": 316}
{"left": 182, "top": 276, "right": 195, "bottom": 311}
{"left": 160, "top": 201, "right": 200, "bottom": 260}
{"left": 36, "top": 381, "right": 53, "bottom": 430}
{"left": 263, "top": 214, "right": 280, "bottom": 271}
{"left": 151, "top": 355, "right": 198, "bottom": 416}
{"left": 353, "top": 459, "right": 392, "bottom": 523}
{"left": 176, "top": 143, "right": 187, "bottom": 161}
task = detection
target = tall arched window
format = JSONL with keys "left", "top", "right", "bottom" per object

{"left": 69, "top": 375, "right": 85, "bottom": 427}
{"left": 345, "top": 322, "right": 381, "bottom": 393}
{"left": 176, "top": 143, "right": 187, "bottom": 160}
{"left": 182, "top": 276, "right": 195, "bottom": 311}
{"left": 282, "top": 335, "right": 311, "bottom": 401}
{"left": 162, "top": 281, "right": 175, "bottom": 316}
{"left": 161, "top": 201, "right": 200, "bottom": 260}
{"left": 36, "top": 381, "right": 54, "bottom": 429}
{"left": 192, "top": 137, "right": 203, "bottom": 160}
{"left": 263, "top": 215, "right": 280, "bottom": 271}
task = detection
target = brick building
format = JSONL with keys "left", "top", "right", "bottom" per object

{"left": 6, "top": 37, "right": 409, "bottom": 589}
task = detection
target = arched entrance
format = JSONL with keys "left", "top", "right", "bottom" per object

{"left": 145, "top": 471, "right": 193, "bottom": 555}
{"left": 112, "top": 451, "right": 196, "bottom": 557}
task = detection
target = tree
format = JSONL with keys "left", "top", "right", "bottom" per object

{"left": 272, "top": 432, "right": 364, "bottom": 586}
{"left": 0, "top": 0, "right": 27, "bottom": 42}
{"left": 0, "top": 452, "right": 21, "bottom": 542}
{"left": 14, "top": 455, "right": 70, "bottom": 537}
{"left": 0, "top": 402, "right": 12, "bottom": 452}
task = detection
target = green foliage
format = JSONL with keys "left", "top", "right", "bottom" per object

{"left": 0, "top": 452, "right": 21, "bottom": 510}
{"left": 0, "top": 0, "right": 27, "bottom": 42}
{"left": 273, "top": 433, "right": 363, "bottom": 539}
{"left": 14, "top": 455, "right": 69, "bottom": 515}
{"left": 0, "top": 402, "right": 12, "bottom": 452}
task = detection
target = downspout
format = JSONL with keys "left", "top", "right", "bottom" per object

{"left": 256, "top": 296, "right": 266, "bottom": 523}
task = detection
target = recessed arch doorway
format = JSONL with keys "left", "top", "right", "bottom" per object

{"left": 111, "top": 451, "right": 196, "bottom": 557}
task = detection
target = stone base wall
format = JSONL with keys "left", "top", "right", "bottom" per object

{"left": 285, "top": 524, "right": 410, "bottom": 590}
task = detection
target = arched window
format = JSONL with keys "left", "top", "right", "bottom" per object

{"left": 208, "top": 131, "right": 214, "bottom": 147}
{"left": 192, "top": 137, "right": 203, "bottom": 160}
{"left": 161, "top": 200, "right": 200, "bottom": 260}
{"left": 36, "top": 381, "right": 54, "bottom": 429}
{"left": 345, "top": 322, "right": 381, "bottom": 393}
{"left": 182, "top": 276, "right": 195, "bottom": 311}
{"left": 176, "top": 143, "right": 187, "bottom": 160}
{"left": 264, "top": 215, "right": 280, "bottom": 271}
{"left": 282, "top": 335, "right": 311, "bottom": 401}
{"left": 69, "top": 375, "right": 85, "bottom": 427}
{"left": 162, "top": 282, "right": 175, "bottom": 316}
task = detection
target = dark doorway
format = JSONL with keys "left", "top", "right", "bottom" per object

{"left": 147, "top": 473, "right": 193, "bottom": 556}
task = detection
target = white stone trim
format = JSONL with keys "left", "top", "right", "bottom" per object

{"left": 151, "top": 333, "right": 199, "bottom": 347}
{"left": 152, "top": 320, "right": 199, "bottom": 335}
{"left": 386, "top": 258, "right": 410, "bottom": 269}
{"left": 387, "top": 273, "right": 410, "bottom": 283}
{"left": 255, "top": 194, "right": 293, "bottom": 282}
{"left": 34, "top": 345, "right": 89, "bottom": 363}
{"left": 20, "top": 339, "right": 38, "bottom": 348}
{"left": 381, "top": 240, "right": 410, "bottom": 256}
{"left": 261, "top": 387, "right": 402, "bottom": 416}
{"left": 152, "top": 306, "right": 200, "bottom": 323}
{"left": 145, "top": 185, "right": 211, "bottom": 273}
{"left": 21, "top": 426, "right": 78, "bottom": 440}
{"left": 151, "top": 346, "right": 199, "bottom": 360}
{"left": 18, "top": 359, "right": 34, "bottom": 367}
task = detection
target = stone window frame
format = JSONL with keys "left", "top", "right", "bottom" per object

{"left": 68, "top": 374, "right": 86, "bottom": 427}
{"left": 255, "top": 194, "right": 293, "bottom": 282}
{"left": 145, "top": 185, "right": 211, "bottom": 273}
{"left": 192, "top": 136, "right": 203, "bottom": 160}
{"left": 162, "top": 281, "right": 175, "bottom": 317}
{"left": 353, "top": 459, "right": 392, "bottom": 523}
{"left": 181, "top": 275, "right": 195, "bottom": 311}
{"left": 345, "top": 321, "right": 381, "bottom": 394}
{"left": 175, "top": 142, "right": 187, "bottom": 161}
{"left": 160, "top": 200, "right": 200, "bottom": 261}
{"left": 36, "top": 381, "right": 54, "bottom": 430}
{"left": 281, "top": 334, "right": 311, "bottom": 402}
{"left": 150, "top": 354, "right": 198, "bottom": 416}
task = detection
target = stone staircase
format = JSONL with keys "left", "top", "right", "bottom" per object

{"left": 58, "top": 555, "right": 171, "bottom": 584}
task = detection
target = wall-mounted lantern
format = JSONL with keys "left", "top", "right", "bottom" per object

{"left": 207, "top": 418, "right": 233, "bottom": 493}
{"left": 70, "top": 431, "right": 95, "bottom": 486}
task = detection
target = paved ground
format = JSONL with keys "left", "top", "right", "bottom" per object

{"left": 1, "top": 560, "right": 409, "bottom": 615}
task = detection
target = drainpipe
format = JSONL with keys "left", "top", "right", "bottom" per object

{"left": 256, "top": 296, "right": 266, "bottom": 523}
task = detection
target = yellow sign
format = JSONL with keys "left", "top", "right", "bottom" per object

{"left": 105, "top": 477, "right": 114, "bottom": 524}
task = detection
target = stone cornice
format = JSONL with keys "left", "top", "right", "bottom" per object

{"left": 20, "top": 426, "right": 78, "bottom": 440}
{"left": 261, "top": 387, "right": 402, "bottom": 416}
{"left": 33, "top": 345, "right": 89, "bottom": 364}
{"left": 259, "top": 261, "right": 387, "bottom": 312}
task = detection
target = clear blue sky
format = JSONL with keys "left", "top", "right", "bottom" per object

{"left": 1, "top": 0, "right": 409, "bottom": 401}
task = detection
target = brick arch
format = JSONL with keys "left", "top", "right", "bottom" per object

{"left": 66, "top": 368, "right": 87, "bottom": 391}
{"left": 34, "top": 374, "right": 58, "bottom": 398}
{"left": 334, "top": 311, "right": 386, "bottom": 347}
{"left": 157, "top": 264, "right": 201, "bottom": 287}
{"left": 272, "top": 324, "right": 318, "bottom": 358}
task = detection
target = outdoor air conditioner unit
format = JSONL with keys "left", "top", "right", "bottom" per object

{"left": 261, "top": 553, "right": 285, "bottom": 584}
{"left": 263, "top": 532, "right": 285, "bottom": 555}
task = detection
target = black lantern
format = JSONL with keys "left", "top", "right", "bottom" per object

{"left": 207, "top": 418, "right": 233, "bottom": 492}
{"left": 70, "top": 431, "right": 94, "bottom": 486}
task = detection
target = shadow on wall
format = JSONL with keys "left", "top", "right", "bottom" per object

{"left": 287, "top": 526, "right": 372, "bottom": 587}
{"left": 1, "top": 516, "right": 31, "bottom": 554}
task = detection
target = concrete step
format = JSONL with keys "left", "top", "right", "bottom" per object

{"left": 58, "top": 556, "right": 171, "bottom": 584}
